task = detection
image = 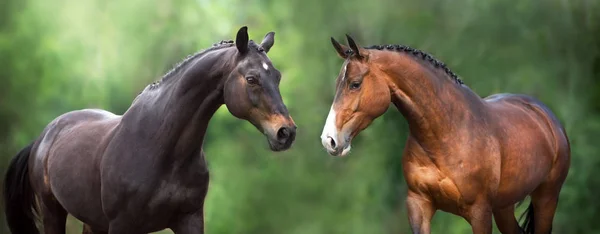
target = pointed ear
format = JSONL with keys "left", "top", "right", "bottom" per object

{"left": 260, "top": 32, "right": 275, "bottom": 53}
{"left": 345, "top": 34, "right": 366, "bottom": 60}
{"left": 331, "top": 37, "right": 350, "bottom": 59}
{"left": 236, "top": 26, "right": 249, "bottom": 55}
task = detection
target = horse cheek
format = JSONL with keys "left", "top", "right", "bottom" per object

{"left": 225, "top": 79, "right": 250, "bottom": 118}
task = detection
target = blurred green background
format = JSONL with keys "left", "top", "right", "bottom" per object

{"left": 1, "top": 0, "right": 599, "bottom": 233}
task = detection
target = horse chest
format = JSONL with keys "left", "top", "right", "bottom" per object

{"left": 101, "top": 167, "right": 209, "bottom": 229}
{"left": 406, "top": 165, "right": 463, "bottom": 204}
{"left": 403, "top": 151, "right": 481, "bottom": 215}
{"left": 148, "top": 172, "right": 210, "bottom": 213}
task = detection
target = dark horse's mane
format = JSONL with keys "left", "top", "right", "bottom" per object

{"left": 146, "top": 40, "right": 235, "bottom": 90}
{"left": 364, "top": 44, "right": 464, "bottom": 85}
{"left": 144, "top": 39, "right": 263, "bottom": 91}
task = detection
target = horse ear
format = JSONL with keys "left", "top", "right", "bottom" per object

{"left": 345, "top": 34, "right": 366, "bottom": 60}
{"left": 331, "top": 37, "right": 350, "bottom": 59}
{"left": 236, "top": 26, "right": 249, "bottom": 55}
{"left": 260, "top": 32, "right": 275, "bottom": 53}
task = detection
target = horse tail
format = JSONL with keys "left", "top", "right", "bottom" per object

{"left": 3, "top": 142, "right": 40, "bottom": 234}
{"left": 518, "top": 200, "right": 536, "bottom": 234}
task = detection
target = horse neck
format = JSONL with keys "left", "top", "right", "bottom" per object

{"left": 122, "top": 48, "right": 234, "bottom": 161}
{"left": 375, "top": 52, "right": 484, "bottom": 149}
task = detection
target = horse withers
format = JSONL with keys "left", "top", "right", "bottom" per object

{"left": 4, "top": 26, "right": 296, "bottom": 234}
{"left": 320, "top": 35, "right": 570, "bottom": 234}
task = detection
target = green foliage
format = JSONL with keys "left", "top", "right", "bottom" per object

{"left": 0, "top": 0, "right": 598, "bottom": 233}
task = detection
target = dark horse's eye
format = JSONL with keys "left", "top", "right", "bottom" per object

{"left": 349, "top": 81, "right": 361, "bottom": 90}
{"left": 246, "top": 76, "right": 259, "bottom": 85}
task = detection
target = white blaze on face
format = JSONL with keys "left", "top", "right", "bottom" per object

{"left": 321, "top": 106, "right": 338, "bottom": 150}
{"left": 321, "top": 62, "right": 350, "bottom": 154}
{"left": 262, "top": 62, "right": 269, "bottom": 71}
{"left": 341, "top": 62, "right": 348, "bottom": 82}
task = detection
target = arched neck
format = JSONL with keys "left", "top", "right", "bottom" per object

{"left": 372, "top": 51, "right": 485, "bottom": 150}
{"left": 121, "top": 47, "right": 235, "bottom": 162}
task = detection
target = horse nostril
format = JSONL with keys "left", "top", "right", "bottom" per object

{"left": 328, "top": 137, "right": 336, "bottom": 148}
{"left": 277, "top": 127, "right": 290, "bottom": 140}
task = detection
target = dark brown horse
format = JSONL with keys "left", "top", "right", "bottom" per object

{"left": 3, "top": 26, "right": 297, "bottom": 234}
{"left": 320, "top": 35, "right": 570, "bottom": 234}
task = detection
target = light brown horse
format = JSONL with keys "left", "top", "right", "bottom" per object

{"left": 320, "top": 35, "right": 570, "bottom": 234}
{"left": 3, "top": 26, "right": 296, "bottom": 234}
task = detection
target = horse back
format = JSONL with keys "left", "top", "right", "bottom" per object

{"left": 33, "top": 108, "right": 121, "bottom": 164}
{"left": 484, "top": 93, "right": 569, "bottom": 159}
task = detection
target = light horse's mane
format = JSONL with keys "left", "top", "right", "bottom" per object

{"left": 361, "top": 44, "right": 465, "bottom": 86}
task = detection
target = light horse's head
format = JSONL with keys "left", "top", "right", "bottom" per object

{"left": 320, "top": 35, "right": 391, "bottom": 156}
{"left": 224, "top": 26, "right": 296, "bottom": 151}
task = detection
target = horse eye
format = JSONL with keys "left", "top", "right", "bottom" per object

{"left": 349, "top": 81, "right": 361, "bottom": 90}
{"left": 246, "top": 76, "right": 259, "bottom": 85}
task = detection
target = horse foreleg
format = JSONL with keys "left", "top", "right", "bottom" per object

{"left": 83, "top": 223, "right": 107, "bottom": 234}
{"left": 467, "top": 203, "right": 493, "bottom": 234}
{"left": 406, "top": 191, "right": 435, "bottom": 234}
{"left": 493, "top": 206, "right": 521, "bottom": 234}
{"left": 83, "top": 224, "right": 93, "bottom": 234}
{"left": 170, "top": 211, "right": 205, "bottom": 234}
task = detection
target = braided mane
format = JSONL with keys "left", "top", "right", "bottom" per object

{"left": 364, "top": 44, "right": 464, "bottom": 85}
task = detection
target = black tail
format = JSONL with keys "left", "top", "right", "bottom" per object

{"left": 3, "top": 142, "right": 40, "bottom": 234}
{"left": 517, "top": 200, "right": 553, "bottom": 234}
{"left": 518, "top": 202, "right": 535, "bottom": 234}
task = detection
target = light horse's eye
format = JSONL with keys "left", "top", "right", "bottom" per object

{"left": 246, "top": 76, "right": 259, "bottom": 86}
{"left": 349, "top": 81, "right": 361, "bottom": 90}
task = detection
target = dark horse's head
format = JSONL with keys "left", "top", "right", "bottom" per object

{"left": 224, "top": 27, "right": 296, "bottom": 151}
